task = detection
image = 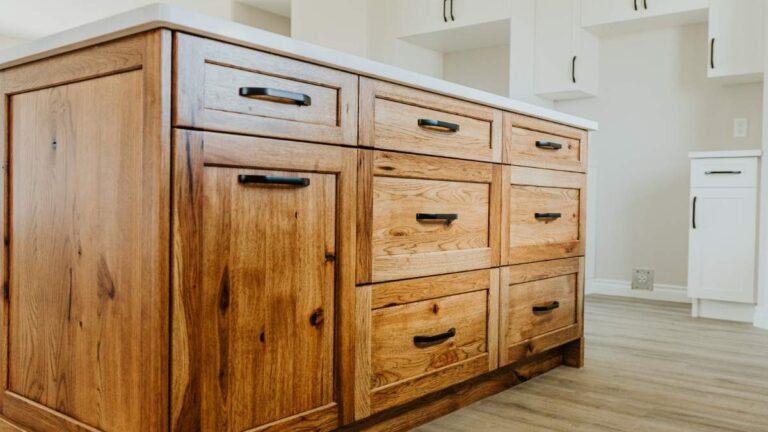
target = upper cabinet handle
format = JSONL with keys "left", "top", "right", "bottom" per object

{"left": 239, "top": 87, "right": 312, "bottom": 106}
{"left": 710, "top": 38, "right": 715, "bottom": 69}
{"left": 634, "top": 0, "right": 638, "bottom": 11}
{"left": 238, "top": 175, "right": 310, "bottom": 187}
{"left": 533, "top": 301, "right": 560, "bottom": 313}
{"left": 450, "top": 0, "right": 455, "bottom": 21}
{"left": 443, "top": 0, "right": 448, "bottom": 22}
{"left": 643, "top": 0, "right": 648, "bottom": 9}
{"left": 705, "top": 170, "right": 742, "bottom": 175}
{"left": 536, "top": 140, "right": 563, "bottom": 150}
{"left": 572, "top": 56, "right": 577, "bottom": 84}
{"left": 418, "top": 118, "right": 460, "bottom": 133}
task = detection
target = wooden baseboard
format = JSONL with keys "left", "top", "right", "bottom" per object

{"left": 338, "top": 346, "right": 568, "bottom": 432}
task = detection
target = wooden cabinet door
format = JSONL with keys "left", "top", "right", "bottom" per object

{"left": 688, "top": 188, "right": 757, "bottom": 304}
{"left": 0, "top": 33, "right": 170, "bottom": 432}
{"left": 171, "top": 131, "right": 356, "bottom": 431}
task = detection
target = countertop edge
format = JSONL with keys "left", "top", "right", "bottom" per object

{"left": 688, "top": 150, "right": 762, "bottom": 159}
{"left": 0, "top": 3, "right": 598, "bottom": 131}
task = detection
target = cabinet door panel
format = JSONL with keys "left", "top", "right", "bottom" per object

{"left": 708, "top": 0, "right": 764, "bottom": 80}
{"left": 688, "top": 188, "right": 756, "bottom": 303}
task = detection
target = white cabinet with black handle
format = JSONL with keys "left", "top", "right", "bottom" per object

{"left": 688, "top": 152, "right": 760, "bottom": 322}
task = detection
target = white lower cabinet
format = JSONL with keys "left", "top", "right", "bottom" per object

{"left": 688, "top": 154, "right": 759, "bottom": 320}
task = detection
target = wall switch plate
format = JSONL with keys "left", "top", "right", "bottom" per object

{"left": 734, "top": 118, "right": 748, "bottom": 138}
{"left": 632, "top": 269, "right": 654, "bottom": 291}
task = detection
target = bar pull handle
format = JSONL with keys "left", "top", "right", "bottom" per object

{"left": 450, "top": 0, "right": 455, "bottom": 21}
{"left": 705, "top": 170, "right": 742, "bottom": 175}
{"left": 692, "top": 196, "right": 697, "bottom": 229}
{"left": 443, "top": 0, "right": 448, "bottom": 22}
{"left": 533, "top": 301, "right": 560, "bottom": 313}
{"left": 238, "top": 175, "right": 310, "bottom": 187}
{"left": 535, "top": 140, "right": 563, "bottom": 150}
{"left": 634, "top": 0, "right": 638, "bottom": 11}
{"left": 535, "top": 212, "right": 562, "bottom": 220}
{"left": 418, "top": 118, "right": 460, "bottom": 132}
{"left": 239, "top": 87, "right": 312, "bottom": 106}
{"left": 572, "top": 55, "right": 577, "bottom": 84}
{"left": 643, "top": 0, "right": 648, "bottom": 9}
{"left": 414, "top": 328, "right": 456, "bottom": 346}
{"left": 710, "top": 38, "right": 715, "bottom": 69}
{"left": 416, "top": 213, "right": 458, "bottom": 225}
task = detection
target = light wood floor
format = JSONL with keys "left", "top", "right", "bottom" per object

{"left": 416, "top": 295, "right": 768, "bottom": 432}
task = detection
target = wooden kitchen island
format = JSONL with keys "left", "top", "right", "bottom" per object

{"left": 0, "top": 5, "right": 596, "bottom": 431}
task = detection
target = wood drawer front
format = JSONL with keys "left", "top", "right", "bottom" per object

{"left": 355, "top": 270, "right": 499, "bottom": 417}
{"left": 499, "top": 258, "right": 584, "bottom": 367}
{"left": 358, "top": 151, "right": 501, "bottom": 283}
{"left": 175, "top": 33, "right": 358, "bottom": 145}
{"left": 502, "top": 166, "right": 586, "bottom": 265}
{"left": 690, "top": 157, "right": 758, "bottom": 188}
{"left": 360, "top": 78, "right": 502, "bottom": 162}
{"left": 503, "top": 113, "right": 587, "bottom": 172}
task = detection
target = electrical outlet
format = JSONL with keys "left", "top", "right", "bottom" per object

{"left": 734, "top": 118, "right": 748, "bottom": 138}
{"left": 632, "top": 269, "right": 654, "bottom": 291}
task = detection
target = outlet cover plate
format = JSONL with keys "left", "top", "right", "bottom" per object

{"left": 632, "top": 268, "right": 654, "bottom": 291}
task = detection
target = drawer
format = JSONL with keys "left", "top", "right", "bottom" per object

{"left": 360, "top": 78, "right": 502, "bottom": 162}
{"left": 175, "top": 33, "right": 358, "bottom": 145}
{"left": 356, "top": 270, "right": 498, "bottom": 417}
{"left": 502, "top": 166, "right": 586, "bottom": 265}
{"left": 358, "top": 151, "right": 501, "bottom": 283}
{"left": 503, "top": 113, "right": 587, "bottom": 171}
{"left": 499, "top": 258, "right": 583, "bottom": 366}
{"left": 690, "top": 157, "right": 758, "bottom": 188}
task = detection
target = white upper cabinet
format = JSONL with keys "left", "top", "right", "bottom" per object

{"left": 708, "top": 0, "right": 764, "bottom": 82}
{"left": 582, "top": 0, "right": 707, "bottom": 35}
{"left": 396, "top": 0, "right": 512, "bottom": 46}
{"left": 535, "top": 0, "right": 599, "bottom": 100}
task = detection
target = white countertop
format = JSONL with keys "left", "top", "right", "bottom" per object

{"left": 0, "top": 3, "right": 597, "bottom": 131}
{"left": 689, "top": 150, "right": 762, "bottom": 159}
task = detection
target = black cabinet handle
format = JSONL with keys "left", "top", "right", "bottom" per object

{"left": 450, "top": 0, "right": 455, "bottom": 21}
{"left": 710, "top": 38, "right": 715, "bottom": 69}
{"left": 443, "top": 0, "right": 448, "bottom": 22}
{"left": 533, "top": 301, "right": 560, "bottom": 313}
{"left": 414, "top": 328, "right": 456, "bottom": 345}
{"left": 643, "top": 0, "right": 647, "bottom": 9}
{"left": 416, "top": 213, "right": 458, "bottom": 225}
{"left": 239, "top": 87, "right": 312, "bottom": 106}
{"left": 535, "top": 140, "right": 563, "bottom": 150}
{"left": 705, "top": 170, "right": 742, "bottom": 175}
{"left": 418, "top": 118, "right": 460, "bottom": 132}
{"left": 535, "top": 212, "right": 562, "bottom": 220}
{"left": 692, "top": 196, "right": 697, "bottom": 229}
{"left": 634, "top": 0, "right": 638, "bottom": 11}
{"left": 238, "top": 175, "right": 310, "bottom": 187}
{"left": 572, "top": 56, "right": 577, "bottom": 84}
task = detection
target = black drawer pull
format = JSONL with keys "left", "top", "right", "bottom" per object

{"left": 692, "top": 196, "right": 697, "bottom": 229}
{"left": 535, "top": 212, "right": 562, "bottom": 220}
{"left": 418, "top": 118, "right": 460, "bottom": 133}
{"left": 416, "top": 213, "right": 458, "bottom": 225}
{"left": 533, "top": 301, "right": 560, "bottom": 313}
{"left": 414, "top": 328, "right": 456, "bottom": 345}
{"left": 238, "top": 175, "right": 310, "bottom": 187}
{"left": 535, "top": 140, "right": 563, "bottom": 150}
{"left": 705, "top": 170, "right": 742, "bottom": 175}
{"left": 239, "top": 87, "right": 312, "bottom": 106}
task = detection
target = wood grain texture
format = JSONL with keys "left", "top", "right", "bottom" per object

{"left": 503, "top": 112, "right": 587, "bottom": 171}
{"left": 171, "top": 130, "right": 357, "bottom": 431}
{"left": 371, "top": 290, "right": 488, "bottom": 388}
{"left": 175, "top": 33, "right": 358, "bottom": 145}
{"left": 359, "top": 77, "right": 502, "bottom": 163}
{"left": 369, "top": 269, "right": 491, "bottom": 309}
{"left": 358, "top": 151, "right": 499, "bottom": 283}
{"left": 418, "top": 296, "right": 768, "bottom": 432}
{"left": 504, "top": 166, "right": 586, "bottom": 265}
{"left": 1, "top": 30, "right": 170, "bottom": 432}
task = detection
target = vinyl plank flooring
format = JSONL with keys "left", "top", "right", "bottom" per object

{"left": 416, "top": 295, "right": 768, "bottom": 432}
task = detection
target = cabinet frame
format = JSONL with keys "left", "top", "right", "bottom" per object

{"left": 170, "top": 130, "right": 358, "bottom": 429}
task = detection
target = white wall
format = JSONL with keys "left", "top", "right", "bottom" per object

{"left": 755, "top": 5, "right": 768, "bottom": 329}
{"left": 556, "top": 23, "right": 763, "bottom": 287}
{"left": 233, "top": 2, "right": 290, "bottom": 36}
{"left": 444, "top": 45, "right": 510, "bottom": 96}
{"left": 291, "top": 0, "right": 369, "bottom": 57}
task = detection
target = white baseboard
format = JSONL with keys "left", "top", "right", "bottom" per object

{"left": 586, "top": 278, "right": 690, "bottom": 303}
{"left": 755, "top": 306, "right": 768, "bottom": 330}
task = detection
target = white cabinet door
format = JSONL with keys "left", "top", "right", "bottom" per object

{"left": 535, "top": 0, "right": 599, "bottom": 100}
{"left": 708, "top": 0, "right": 764, "bottom": 81}
{"left": 397, "top": 0, "right": 512, "bottom": 39}
{"left": 582, "top": 0, "right": 641, "bottom": 27}
{"left": 643, "top": 0, "right": 707, "bottom": 18}
{"left": 688, "top": 188, "right": 757, "bottom": 304}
